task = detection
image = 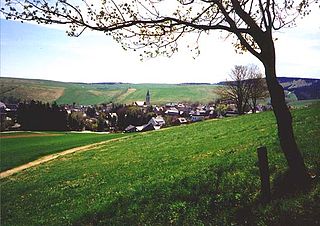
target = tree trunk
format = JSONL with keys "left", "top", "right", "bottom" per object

{"left": 261, "top": 37, "right": 309, "bottom": 184}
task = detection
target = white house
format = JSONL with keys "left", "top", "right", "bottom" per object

{"left": 136, "top": 123, "right": 161, "bottom": 132}
{"left": 176, "top": 117, "right": 188, "bottom": 124}
{"left": 134, "top": 101, "right": 146, "bottom": 107}
{"left": 149, "top": 116, "right": 166, "bottom": 127}
{"left": 165, "top": 107, "right": 179, "bottom": 116}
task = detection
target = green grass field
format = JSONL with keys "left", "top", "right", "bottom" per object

{"left": 288, "top": 99, "right": 320, "bottom": 108}
{"left": 116, "top": 84, "right": 219, "bottom": 104}
{"left": 0, "top": 77, "right": 219, "bottom": 105}
{"left": 0, "top": 132, "right": 127, "bottom": 172}
{"left": 1, "top": 103, "right": 319, "bottom": 225}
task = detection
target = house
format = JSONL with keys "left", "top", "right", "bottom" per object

{"left": 0, "top": 102, "right": 6, "bottom": 119}
{"left": 5, "top": 104, "right": 18, "bottom": 112}
{"left": 0, "top": 102, "right": 7, "bottom": 110}
{"left": 149, "top": 116, "right": 166, "bottom": 127}
{"left": 153, "top": 106, "right": 161, "bottom": 114}
{"left": 224, "top": 111, "right": 239, "bottom": 117}
{"left": 165, "top": 107, "right": 179, "bottom": 116}
{"left": 124, "top": 125, "right": 137, "bottom": 133}
{"left": 198, "top": 110, "right": 208, "bottom": 116}
{"left": 136, "top": 123, "right": 160, "bottom": 132}
{"left": 134, "top": 90, "right": 151, "bottom": 107}
{"left": 134, "top": 101, "right": 146, "bottom": 107}
{"left": 126, "top": 123, "right": 159, "bottom": 133}
{"left": 10, "top": 123, "right": 21, "bottom": 130}
{"left": 175, "top": 117, "right": 188, "bottom": 125}
{"left": 191, "top": 115, "right": 205, "bottom": 122}
{"left": 165, "top": 103, "right": 177, "bottom": 108}
{"left": 109, "top": 112, "right": 118, "bottom": 119}
{"left": 209, "top": 110, "right": 218, "bottom": 118}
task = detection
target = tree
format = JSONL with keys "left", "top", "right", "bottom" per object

{"left": 247, "top": 65, "right": 269, "bottom": 113}
{"left": 17, "top": 100, "right": 68, "bottom": 131}
{"left": 216, "top": 65, "right": 251, "bottom": 115}
{"left": 68, "top": 111, "right": 85, "bottom": 131}
{"left": 216, "top": 65, "right": 268, "bottom": 114}
{"left": 2, "top": 0, "right": 317, "bottom": 183}
{"left": 86, "top": 106, "right": 96, "bottom": 118}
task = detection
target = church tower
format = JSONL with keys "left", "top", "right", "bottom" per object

{"left": 146, "top": 90, "right": 151, "bottom": 106}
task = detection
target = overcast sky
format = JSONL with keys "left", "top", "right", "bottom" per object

{"left": 0, "top": 7, "right": 319, "bottom": 84}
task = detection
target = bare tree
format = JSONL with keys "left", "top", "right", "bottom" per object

{"left": 247, "top": 65, "right": 269, "bottom": 113}
{"left": 216, "top": 64, "right": 268, "bottom": 114}
{"left": 216, "top": 65, "right": 251, "bottom": 115}
{"left": 2, "top": 0, "right": 317, "bottom": 183}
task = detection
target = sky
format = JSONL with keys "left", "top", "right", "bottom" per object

{"left": 0, "top": 6, "right": 319, "bottom": 84}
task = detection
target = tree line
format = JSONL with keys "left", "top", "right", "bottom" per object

{"left": 17, "top": 101, "right": 68, "bottom": 131}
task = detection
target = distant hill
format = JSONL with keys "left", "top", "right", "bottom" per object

{"left": 277, "top": 77, "right": 320, "bottom": 100}
{"left": 0, "top": 77, "right": 219, "bottom": 105}
{"left": 1, "top": 77, "right": 318, "bottom": 105}
{"left": 216, "top": 77, "right": 320, "bottom": 101}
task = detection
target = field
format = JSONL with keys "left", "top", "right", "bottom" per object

{"left": 288, "top": 99, "right": 320, "bottom": 108}
{"left": 2, "top": 77, "right": 319, "bottom": 106}
{"left": 0, "top": 132, "right": 127, "bottom": 172}
{"left": 0, "top": 77, "right": 219, "bottom": 105}
{"left": 116, "top": 84, "right": 219, "bottom": 104}
{"left": 1, "top": 103, "right": 319, "bottom": 225}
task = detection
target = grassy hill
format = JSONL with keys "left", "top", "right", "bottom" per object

{"left": 0, "top": 77, "right": 66, "bottom": 103}
{"left": 0, "top": 77, "right": 219, "bottom": 105}
{"left": 0, "top": 132, "right": 127, "bottom": 172}
{"left": 2, "top": 77, "right": 319, "bottom": 105}
{"left": 1, "top": 103, "right": 319, "bottom": 225}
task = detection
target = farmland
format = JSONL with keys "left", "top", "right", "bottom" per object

{"left": 1, "top": 77, "right": 319, "bottom": 106}
{"left": 1, "top": 103, "right": 319, "bottom": 225}
{"left": 0, "top": 77, "right": 219, "bottom": 105}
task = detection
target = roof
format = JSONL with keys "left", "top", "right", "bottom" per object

{"left": 110, "top": 113, "right": 118, "bottom": 117}
{"left": 149, "top": 116, "right": 166, "bottom": 126}
{"left": 177, "top": 117, "right": 187, "bottom": 123}
{"left": 165, "top": 108, "right": 179, "bottom": 115}
{"left": 136, "top": 123, "right": 160, "bottom": 132}
{"left": 124, "top": 125, "right": 137, "bottom": 132}
{"left": 135, "top": 101, "right": 145, "bottom": 107}
{"left": 0, "top": 102, "right": 6, "bottom": 109}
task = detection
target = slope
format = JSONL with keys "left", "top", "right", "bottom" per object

{"left": 0, "top": 77, "right": 128, "bottom": 105}
{"left": 0, "top": 77, "right": 219, "bottom": 105}
{"left": 116, "top": 84, "right": 219, "bottom": 104}
{"left": 274, "top": 77, "right": 320, "bottom": 100}
{"left": 1, "top": 103, "right": 319, "bottom": 225}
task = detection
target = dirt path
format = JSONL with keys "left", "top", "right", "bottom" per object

{"left": 0, "top": 137, "right": 126, "bottom": 179}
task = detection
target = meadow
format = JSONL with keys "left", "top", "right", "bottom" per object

{"left": 0, "top": 132, "right": 127, "bottom": 172}
{"left": 1, "top": 103, "right": 319, "bottom": 225}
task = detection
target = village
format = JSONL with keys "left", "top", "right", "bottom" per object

{"left": 0, "top": 90, "right": 268, "bottom": 132}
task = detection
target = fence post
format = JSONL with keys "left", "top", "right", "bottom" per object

{"left": 257, "top": 146, "right": 271, "bottom": 203}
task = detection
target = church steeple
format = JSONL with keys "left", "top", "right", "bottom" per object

{"left": 146, "top": 90, "right": 150, "bottom": 106}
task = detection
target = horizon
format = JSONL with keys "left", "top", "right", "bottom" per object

{"left": 2, "top": 75, "right": 320, "bottom": 86}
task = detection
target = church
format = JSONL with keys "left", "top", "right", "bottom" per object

{"left": 146, "top": 90, "right": 150, "bottom": 106}
{"left": 134, "top": 90, "right": 151, "bottom": 107}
